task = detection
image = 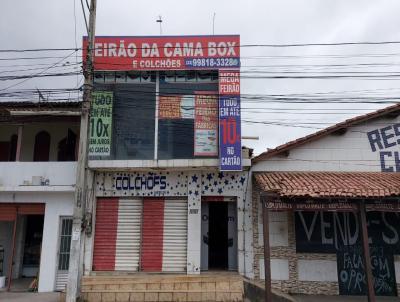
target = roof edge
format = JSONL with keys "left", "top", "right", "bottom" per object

{"left": 253, "top": 102, "right": 400, "bottom": 163}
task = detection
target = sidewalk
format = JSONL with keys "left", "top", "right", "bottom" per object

{"left": 0, "top": 292, "right": 59, "bottom": 302}
{"left": 293, "top": 294, "right": 400, "bottom": 302}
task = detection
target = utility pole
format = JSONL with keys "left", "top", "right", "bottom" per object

{"left": 66, "top": 0, "right": 97, "bottom": 301}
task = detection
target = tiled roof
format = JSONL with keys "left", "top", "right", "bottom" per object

{"left": 253, "top": 103, "right": 400, "bottom": 163}
{"left": 254, "top": 171, "right": 400, "bottom": 198}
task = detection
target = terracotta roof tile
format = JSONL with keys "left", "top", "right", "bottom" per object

{"left": 254, "top": 171, "right": 400, "bottom": 198}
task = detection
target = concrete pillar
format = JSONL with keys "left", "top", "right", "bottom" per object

{"left": 38, "top": 202, "right": 60, "bottom": 292}
{"left": 12, "top": 216, "right": 26, "bottom": 279}
{"left": 186, "top": 172, "right": 201, "bottom": 274}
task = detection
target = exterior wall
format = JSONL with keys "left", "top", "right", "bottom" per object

{"left": 252, "top": 115, "right": 400, "bottom": 295}
{"left": 0, "top": 162, "right": 76, "bottom": 188}
{"left": 0, "top": 123, "right": 79, "bottom": 162}
{"left": 0, "top": 192, "right": 74, "bottom": 292}
{"left": 253, "top": 115, "right": 400, "bottom": 173}
{"left": 86, "top": 169, "right": 253, "bottom": 277}
{"left": 0, "top": 125, "right": 18, "bottom": 141}
{"left": 252, "top": 185, "right": 339, "bottom": 295}
{"left": 19, "top": 123, "right": 79, "bottom": 162}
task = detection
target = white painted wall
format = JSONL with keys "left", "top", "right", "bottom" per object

{"left": 253, "top": 116, "right": 400, "bottom": 173}
{"left": 0, "top": 123, "right": 79, "bottom": 162}
{"left": 0, "top": 162, "right": 76, "bottom": 188}
{"left": 298, "top": 259, "right": 338, "bottom": 282}
{"left": 258, "top": 209, "right": 289, "bottom": 247}
{"left": 0, "top": 192, "right": 74, "bottom": 292}
{"left": 259, "top": 258, "right": 289, "bottom": 280}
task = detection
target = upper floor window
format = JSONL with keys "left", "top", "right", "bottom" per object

{"left": 57, "top": 129, "right": 77, "bottom": 161}
{"left": 33, "top": 131, "right": 51, "bottom": 162}
{"left": 90, "top": 71, "right": 219, "bottom": 161}
{"left": 0, "top": 134, "right": 17, "bottom": 162}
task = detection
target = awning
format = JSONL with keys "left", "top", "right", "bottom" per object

{"left": 254, "top": 171, "right": 400, "bottom": 198}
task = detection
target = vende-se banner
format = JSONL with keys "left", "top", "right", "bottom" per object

{"left": 219, "top": 70, "right": 242, "bottom": 171}
{"left": 83, "top": 35, "right": 240, "bottom": 70}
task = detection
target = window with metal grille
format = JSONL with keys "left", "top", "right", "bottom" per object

{"left": 58, "top": 218, "right": 73, "bottom": 270}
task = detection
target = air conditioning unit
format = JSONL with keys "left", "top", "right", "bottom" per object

{"left": 32, "top": 176, "right": 43, "bottom": 186}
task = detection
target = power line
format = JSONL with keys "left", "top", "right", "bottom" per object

{"left": 2, "top": 39, "right": 400, "bottom": 53}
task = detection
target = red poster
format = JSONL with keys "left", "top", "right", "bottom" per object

{"left": 158, "top": 95, "right": 194, "bottom": 119}
{"left": 83, "top": 35, "right": 240, "bottom": 70}
{"left": 159, "top": 96, "right": 182, "bottom": 119}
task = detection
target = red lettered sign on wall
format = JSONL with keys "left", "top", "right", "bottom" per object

{"left": 83, "top": 35, "right": 240, "bottom": 70}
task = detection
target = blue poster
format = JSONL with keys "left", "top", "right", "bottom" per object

{"left": 219, "top": 96, "right": 242, "bottom": 171}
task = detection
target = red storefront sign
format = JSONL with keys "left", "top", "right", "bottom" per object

{"left": 83, "top": 35, "right": 240, "bottom": 71}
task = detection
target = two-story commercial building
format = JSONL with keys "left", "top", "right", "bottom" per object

{"left": 252, "top": 104, "right": 400, "bottom": 298}
{"left": 76, "top": 35, "right": 254, "bottom": 301}
{"left": 0, "top": 101, "right": 80, "bottom": 292}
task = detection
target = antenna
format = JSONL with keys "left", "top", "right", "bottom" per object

{"left": 212, "top": 13, "right": 216, "bottom": 35}
{"left": 157, "top": 15, "right": 163, "bottom": 35}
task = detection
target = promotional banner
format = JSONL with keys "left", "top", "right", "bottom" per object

{"left": 159, "top": 95, "right": 194, "bottom": 119}
{"left": 89, "top": 91, "right": 113, "bottom": 156}
{"left": 83, "top": 35, "right": 240, "bottom": 70}
{"left": 219, "top": 70, "right": 242, "bottom": 171}
{"left": 194, "top": 92, "right": 218, "bottom": 156}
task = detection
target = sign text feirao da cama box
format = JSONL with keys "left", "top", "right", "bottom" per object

{"left": 84, "top": 35, "right": 242, "bottom": 171}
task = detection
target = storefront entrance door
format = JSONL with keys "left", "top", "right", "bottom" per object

{"left": 201, "top": 199, "right": 237, "bottom": 271}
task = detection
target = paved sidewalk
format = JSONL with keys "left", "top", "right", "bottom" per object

{"left": 0, "top": 292, "right": 59, "bottom": 302}
{"left": 293, "top": 294, "right": 400, "bottom": 302}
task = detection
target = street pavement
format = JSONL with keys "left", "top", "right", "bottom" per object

{"left": 0, "top": 292, "right": 59, "bottom": 302}
{"left": 293, "top": 294, "right": 400, "bottom": 302}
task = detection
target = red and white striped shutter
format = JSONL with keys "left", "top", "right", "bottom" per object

{"left": 141, "top": 198, "right": 165, "bottom": 271}
{"left": 115, "top": 199, "right": 142, "bottom": 271}
{"left": 162, "top": 199, "right": 187, "bottom": 272}
{"left": 93, "top": 198, "right": 118, "bottom": 271}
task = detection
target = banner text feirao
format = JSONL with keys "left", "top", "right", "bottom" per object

{"left": 83, "top": 36, "right": 240, "bottom": 64}
{"left": 93, "top": 41, "right": 237, "bottom": 58}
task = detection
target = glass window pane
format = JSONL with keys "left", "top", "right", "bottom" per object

{"left": 158, "top": 80, "right": 218, "bottom": 160}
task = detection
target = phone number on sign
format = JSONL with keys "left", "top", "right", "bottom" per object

{"left": 185, "top": 57, "right": 240, "bottom": 68}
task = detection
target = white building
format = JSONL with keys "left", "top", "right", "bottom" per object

{"left": 0, "top": 101, "right": 80, "bottom": 292}
{"left": 251, "top": 103, "right": 400, "bottom": 297}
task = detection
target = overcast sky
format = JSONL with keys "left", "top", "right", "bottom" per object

{"left": 1, "top": 0, "right": 400, "bottom": 155}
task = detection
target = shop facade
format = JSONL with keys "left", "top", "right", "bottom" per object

{"left": 72, "top": 35, "right": 255, "bottom": 297}
{"left": 83, "top": 169, "right": 251, "bottom": 276}
{"left": 0, "top": 102, "right": 80, "bottom": 292}
{"left": 251, "top": 104, "right": 400, "bottom": 298}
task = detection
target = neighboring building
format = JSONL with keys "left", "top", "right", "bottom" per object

{"left": 251, "top": 103, "right": 400, "bottom": 297}
{"left": 0, "top": 101, "right": 80, "bottom": 292}
{"left": 76, "top": 35, "right": 254, "bottom": 299}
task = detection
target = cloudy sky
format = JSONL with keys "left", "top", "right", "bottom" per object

{"left": 1, "top": 0, "right": 400, "bottom": 155}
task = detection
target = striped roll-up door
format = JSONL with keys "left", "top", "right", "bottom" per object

{"left": 141, "top": 198, "right": 165, "bottom": 271}
{"left": 162, "top": 199, "right": 187, "bottom": 272}
{"left": 93, "top": 198, "right": 119, "bottom": 271}
{"left": 115, "top": 199, "right": 142, "bottom": 271}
